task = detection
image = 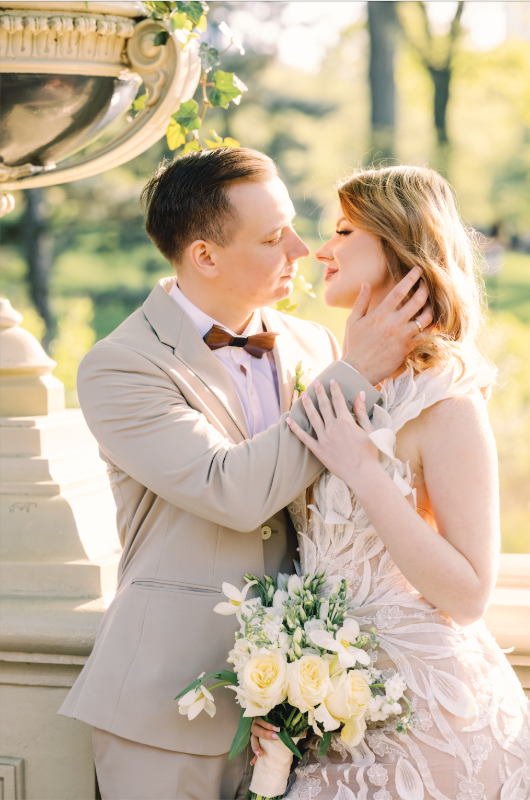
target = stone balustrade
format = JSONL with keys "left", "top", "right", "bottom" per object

{"left": 0, "top": 299, "right": 121, "bottom": 800}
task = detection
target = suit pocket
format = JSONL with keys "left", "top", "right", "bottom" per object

{"left": 131, "top": 578, "right": 221, "bottom": 595}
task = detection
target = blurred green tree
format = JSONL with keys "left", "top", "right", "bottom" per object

{"left": 367, "top": 1, "right": 399, "bottom": 159}
{"left": 398, "top": 1, "right": 464, "bottom": 165}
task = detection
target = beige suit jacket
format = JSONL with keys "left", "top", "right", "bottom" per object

{"left": 59, "top": 277, "right": 380, "bottom": 756}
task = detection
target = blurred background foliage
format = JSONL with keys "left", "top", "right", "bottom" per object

{"left": 1, "top": 1, "right": 529, "bottom": 552}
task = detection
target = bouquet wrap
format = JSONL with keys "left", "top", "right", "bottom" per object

{"left": 249, "top": 736, "right": 301, "bottom": 798}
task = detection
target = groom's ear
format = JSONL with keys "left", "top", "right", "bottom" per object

{"left": 188, "top": 240, "right": 219, "bottom": 279}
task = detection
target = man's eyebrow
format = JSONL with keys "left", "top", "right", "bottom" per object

{"left": 263, "top": 211, "right": 297, "bottom": 238}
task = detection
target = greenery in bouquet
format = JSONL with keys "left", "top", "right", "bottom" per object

{"left": 176, "top": 572, "right": 412, "bottom": 799}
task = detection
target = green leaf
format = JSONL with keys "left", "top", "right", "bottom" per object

{"left": 133, "top": 93, "right": 147, "bottom": 112}
{"left": 296, "top": 274, "right": 317, "bottom": 298}
{"left": 172, "top": 99, "right": 201, "bottom": 131}
{"left": 209, "top": 71, "right": 246, "bottom": 108}
{"left": 154, "top": 29, "right": 170, "bottom": 46}
{"left": 174, "top": 677, "right": 202, "bottom": 700}
{"left": 277, "top": 728, "right": 302, "bottom": 759}
{"left": 209, "top": 670, "right": 238, "bottom": 685}
{"left": 166, "top": 119, "right": 186, "bottom": 150}
{"left": 228, "top": 709, "right": 252, "bottom": 761}
{"left": 318, "top": 730, "right": 331, "bottom": 758}
{"left": 175, "top": 0, "right": 205, "bottom": 27}
{"left": 197, "top": 13, "right": 207, "bottom": 31}
{"left": 174, "top": 669, "right": 237, "bottom": 700}
{"left": 274, "top": 298, "right": 298, "bottom": 314}
{"left": 182, "top": 139, "right": 200, "bottom": 154}
{"left": 170, "top": 11, "right": 188, "bottom": 30}
{"left": 199, "top": 42, "right": 220, "bottom": 72}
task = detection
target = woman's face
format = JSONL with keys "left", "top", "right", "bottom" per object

{"left": 317, "top": 205, "right": 395, "bottom": 310}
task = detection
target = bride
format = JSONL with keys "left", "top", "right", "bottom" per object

{"left": 253, "top": 165, "right": 530, "bottom": 799}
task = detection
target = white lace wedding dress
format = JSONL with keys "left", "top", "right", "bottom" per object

{"left": 285, "top": 366, "right": 530, "bottom": 800}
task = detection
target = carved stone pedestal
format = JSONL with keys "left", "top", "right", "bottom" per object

{"left": 0, "top": 299, "right": 121, "bottom": 799}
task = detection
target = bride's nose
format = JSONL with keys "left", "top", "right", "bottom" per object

{"left": 315, "top": 241, "right": 332, "bottom": 263}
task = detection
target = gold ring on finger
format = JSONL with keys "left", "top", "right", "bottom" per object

{"left": 414, "top": 319, "right": 424, "bottom": 334}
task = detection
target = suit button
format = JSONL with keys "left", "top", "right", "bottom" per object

{"left": 261, "top": 525, "right": 272, "bottom": 540}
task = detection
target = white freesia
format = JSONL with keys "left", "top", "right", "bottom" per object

{"left": 277, "top": 572, "right": 290, "bottom": 591}
{"left": 304, "top": 618, "right": 325, "bottom": 635}
{"left": 385, "top": 673, "right": 407, "bottom": 700}
{"left": 288, "top": 574, "right": 303, "bottom": 598}
{"left": 368, "top": 694, "right": 388, "bottom": 721}
{"left": 310, "top": 617, "right": 371, "bottom": 668}
{"left": 214, "top": 581, "right": 258, "bottom": 622}
{"left": 319, "top": 600, "right": 329, "bottom": 620}
{"left": 238, "top": 651, "right": 288, "bottom": 717}
{"left": 227, "top": 638, "right": 251, "bottom": 672}
{"left": 272, "top": 589, "right": 289, "bottom": 610}
{"left": 218, "top": 20, "right": 245, "bottom": 54}
{"left": 178, "top": 675, "right": 216, "bottom": 721}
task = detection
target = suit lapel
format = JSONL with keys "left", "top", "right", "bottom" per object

{"left": 143, "top": 278, "right": 250, "bottom": 441}
{"left": 261, "top": 306, "right": 298, "bottom": 414}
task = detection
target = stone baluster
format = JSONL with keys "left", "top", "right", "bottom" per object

{"left": 0, "top": 299, "right": 121, "bottom": 799}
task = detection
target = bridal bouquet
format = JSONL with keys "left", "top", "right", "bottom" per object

{"left": 176, "top": 572, "right": 411, "bottom": 800}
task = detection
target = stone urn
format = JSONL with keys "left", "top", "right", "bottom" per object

{"left": 0, "top": 1, "right": 201, "bottom": 208}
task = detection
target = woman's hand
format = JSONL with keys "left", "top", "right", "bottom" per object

{"left": 250, "top": 718, "right": 280, "bottom": 765}
{"left": 249, "top": 719, "right": 307, "bottom": 766}
{"left": 286, "top": 380, "right": 380, "bottom": 490}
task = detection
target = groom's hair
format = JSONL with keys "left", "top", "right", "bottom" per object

{"left": 141, "top": 147, "right": 277, "bottom": 265}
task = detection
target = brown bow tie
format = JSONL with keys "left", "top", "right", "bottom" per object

{"left": 204, "top": 324, "right": 279, "bottom": 359}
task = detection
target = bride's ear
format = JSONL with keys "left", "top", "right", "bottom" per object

{"left": 188, "top": 240, "right": 219, "bottom": 279}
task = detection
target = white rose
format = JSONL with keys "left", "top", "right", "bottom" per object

{"left": 238, "top": 651, "right": 288, "bottom": 716}
{"left": 287, "top": 655, "right": 331, "bottom": 713}
{"left": 385, "top": 673, "right": 407, "bottom": 700}
{"left": 325, "top": 670, "right": 372, "bottom": 746}
{"left": 325, "top": 669, "right": 372, "bottom": 720}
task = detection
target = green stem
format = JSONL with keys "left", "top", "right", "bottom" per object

{"left": 206, "top": 680, "right": 229, "bottom": 691}
{"left": 285, "top": 706, "right": 297, "bottom": 728}
{"left": 329, "top": 654, "right": 339, "bottom": 673}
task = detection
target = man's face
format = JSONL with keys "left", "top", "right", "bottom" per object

{"left": 210, "top": 177, "right": 310, "bottom": 309}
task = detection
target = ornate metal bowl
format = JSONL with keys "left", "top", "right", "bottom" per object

{"left": 0, "top": 1, "right": 201, "bottom": 196}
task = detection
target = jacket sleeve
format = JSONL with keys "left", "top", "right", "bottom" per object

{"left": 77, "top": 343, "right": 380, "bottom": 533}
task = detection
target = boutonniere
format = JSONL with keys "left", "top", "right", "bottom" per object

{"left": 291, "top": 361, "right": 312, "bottom": 406}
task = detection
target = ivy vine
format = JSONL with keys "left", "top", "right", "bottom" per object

{"left": 142, "top": 2, "right": 247, "bottom": 153}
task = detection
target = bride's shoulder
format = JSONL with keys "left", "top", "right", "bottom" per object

{"left": 409, "top": 385, "right": 494, "bottom": 466}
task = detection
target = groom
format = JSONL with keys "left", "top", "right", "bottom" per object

{"left": 59, "top": 148, "right": 431, "bottom": 800}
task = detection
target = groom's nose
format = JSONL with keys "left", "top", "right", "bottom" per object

{"left": 287, "top": 230, "right": 310, "bottom": 261}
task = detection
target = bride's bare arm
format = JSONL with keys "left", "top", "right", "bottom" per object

{"left": 286, "top": 381, "right": 500, "bottom": 627}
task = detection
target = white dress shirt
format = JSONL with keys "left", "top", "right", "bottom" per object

{"left": 170, "top": 282, "right": 281, "bottom": 438}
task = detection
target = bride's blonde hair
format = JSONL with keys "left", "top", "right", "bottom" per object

{"left": 337, "top": 165, "right": 491, "bottom": 386}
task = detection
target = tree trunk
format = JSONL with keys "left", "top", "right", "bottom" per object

{"left": 367, "top": 1, "right": 399, "bottom": 159}
{"left": 428, "top": 65, "right": 451, "bottom": 145}
{"left": 24, "top": 188, "right": 55, "bottom": 349}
